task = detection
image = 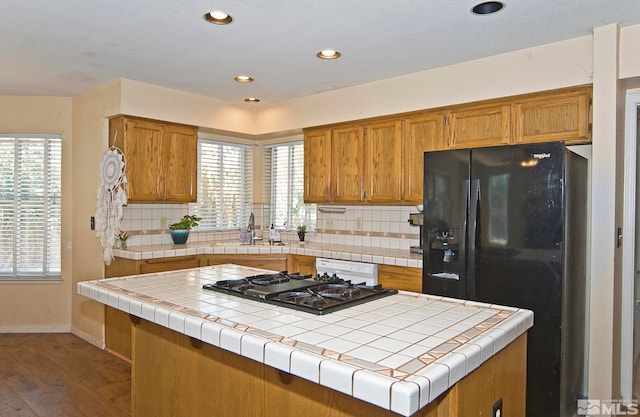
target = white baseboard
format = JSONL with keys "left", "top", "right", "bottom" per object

{"left": 71, "top": 327, "right": 105, "bottom": 350}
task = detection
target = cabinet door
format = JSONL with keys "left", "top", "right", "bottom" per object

{"left": 448, "top": 104, "right": 511, "bottom": 149}
{"left": 138, "top": 255, "right": 202, "bottom": 274}
{"left": 289, "top": 255, "right": 316, "bottom": 275}
{"left": 513, "top": 87, "right": 592, "bottom": 144}
{"left": 123, "top": 118, "right": 165, "bottom": 201}
{"left": 378, "top": 264, "right": 423, "bottom": 293}
{"left": 332, "top": 125, "right": 365, "bottom": 203}
{"left": 164, "top": 124, "right": 198, "bottom": 202}
{"left": 402, "top": 112, "right": 446, "bottom": 203}
{"left": 365, "top": 119, "right": 402, "bottom": 203}
{"left": 205, "top": 255, "right": 287, "bottom": 271}
{"left": 303, "top": 128, "right": 332, "bottom": 203}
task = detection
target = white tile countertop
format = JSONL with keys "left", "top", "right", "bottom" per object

{"left": 78, "top": 264, "right": 532, "bottom": 416}
{"left": 112, "top": 241, "right": 424, "bottom": 268}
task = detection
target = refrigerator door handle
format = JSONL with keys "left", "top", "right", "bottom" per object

{"left": 460, "top": 179, "right": 470, "bottom": 281}
{"left": 467, "top": 179, "right": 480, "bottom": 299}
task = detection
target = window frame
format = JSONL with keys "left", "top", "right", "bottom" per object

{"left": 0, "top": 134, "right": 62, "bottom": 282}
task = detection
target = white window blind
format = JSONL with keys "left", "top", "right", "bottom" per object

{"left": 193, "top": 139, "right": 253, "bottom": 230}
{"left": 0, "top": 135, "right": 62, "bottom": 281}
{"left": 264, "top": 141, "right": 316, "bottom": 230}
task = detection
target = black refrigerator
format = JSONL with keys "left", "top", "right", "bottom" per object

{"left": 422, "top": 142, "right": 587, "bottom": 417}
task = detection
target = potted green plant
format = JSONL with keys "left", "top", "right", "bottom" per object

{"left": 296, "top": 225, "right": 307, "bottom": 242}
{"left": 169, "top": 215, "right": 201, "bottom": 244}
{"left": 116, "top": 230, "right": 129, "bottom": 249}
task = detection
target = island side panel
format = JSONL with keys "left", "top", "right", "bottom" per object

{"left": 131, "top": 319, "right": 527, "bottom": 417}
{"left": 448, "top": 334, "right": 527, "bottom": 417}
{"left": 132, "top": 319, "right": 267, "bottom": 416}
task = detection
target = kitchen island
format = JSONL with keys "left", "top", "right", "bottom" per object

{"left": 78, "top": 264, "right": 533, "bottom": 417}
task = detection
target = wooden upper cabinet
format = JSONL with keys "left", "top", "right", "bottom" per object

{"left": 332, "top": 125, "right": 365, "bottom": 203}
{"left": 164, "top": 124, "right": 198, "bottom": 202}
{"left": 303, "top": 128, "right": 332, "bottom": 203}
{"left": 301, "top": 86, "right": 592, "bottom": 204}
{"left": 117, "top": 118, "right": 164, "bottom": 201}
{"left": 513, "top": 87, "right": 592, "bottom": 144}
{"left": 364, "top": 119, "right": 402, "bottom": 203}
{"left": 402, "top": 112, "right": 446, "bottom": 203}
{"left": 110, "top": 116, "right": 198, "bottom": 203}
{"left": 447, "top": 104, "right": 511, "bottom": 149}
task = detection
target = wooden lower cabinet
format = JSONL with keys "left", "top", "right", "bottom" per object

{"left": 203, "top": 254, "right": 288, "bottom": 271}
{"left": 104, "top": 255, "right": 205, "bottom": 361}
{"left": 288, "top": 254, "right": 316, "bottom": 275}
{"left": 105, "top": 255, "right": 204, "bottom": 277}
{"left": 105, "top": 306, "right": 132, "bottom": 361}
{"left": 378, "top": 264, "right": 422, "bottom": 293}
{"left": 132, "top": 319, "right": 527, "bottom": 417}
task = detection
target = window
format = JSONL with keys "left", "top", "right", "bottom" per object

{"left": 264, "top": 141, "right": 316, "bottom": 230}
{"left": 0, "top": 135, "right": 62, "bottom": 281}
{"left": 193, "top": 139, "right": 253, "bottom": 230}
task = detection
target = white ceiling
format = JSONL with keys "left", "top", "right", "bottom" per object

{"left": 3, "top": 0, "right": 640, "bottom": 105}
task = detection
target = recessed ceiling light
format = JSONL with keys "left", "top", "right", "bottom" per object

{"left": 204, "top": 10, "right": 233, "bottom": 25}
{"left": 244, "top": 97, "right": 260, "bottom": 103}
{"left": 234, "top": 75, "right": 254, "bottom": 83}
{"left": 316, "top": 49, "right": 341, "bottom": 60}
{"left": 471, "top": 1, "right": 504, "bottom": 15}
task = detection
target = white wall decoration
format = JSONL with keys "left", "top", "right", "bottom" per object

{"left": 95, "top": 132, "right": 128, "bottom": 265}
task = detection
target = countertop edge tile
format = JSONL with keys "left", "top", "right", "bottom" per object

{"left": 319, "top": 358, "right": 358, "bottom": 396}
{"left": 184, "top": 316, "right": 206, "bottom": 339}
{"left": 418, "top": 363, "right": 451, "bottom": 403}
{"left": 390, "top": 380, "right": 421, "bottom": 416}
{"left": 434, "top": 351, "right": 467, "bottom": 387}
{"left": 264, "top": 341, "right": 294, "bottom": 372}
{"left": 219, "top": 327, "right": 243, "bottom": 354}
{"left": 201, "top": 321, "right": 224, "bottom": 347}
{"left": 290, "top": 349, "right": 324, "bottom": 383}
{"left": 353, "top": 370, "right": 394, "bottom": 410}
{"left": 241, "top": 333, "right": 268, "bottom": 363}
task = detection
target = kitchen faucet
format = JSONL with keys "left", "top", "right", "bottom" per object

{"left": 247, "top": 212, "right": 254, "bottom": 233}
{"left": 246, "top": 213, "right": 261, "bottom": 245}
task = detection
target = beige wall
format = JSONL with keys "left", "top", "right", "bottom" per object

{"left": 69, "top": 79, "right": 122, "bottom": 346}
{"left": 0, "top": 96, "right": 73, "bottom": 332}
{"left": 256, "top": 35, "right": 595, "bottom": 135}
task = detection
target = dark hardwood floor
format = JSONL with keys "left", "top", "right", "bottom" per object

{"left": 0, "top": 333, "right": 130, "bottom": 417}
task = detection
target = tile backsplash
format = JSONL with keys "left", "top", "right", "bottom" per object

{"left": 312, "top": 206, "right": 420, "bottom": 250}
{"left": 120, "top": 203, "right": 421, "bottom": 250}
